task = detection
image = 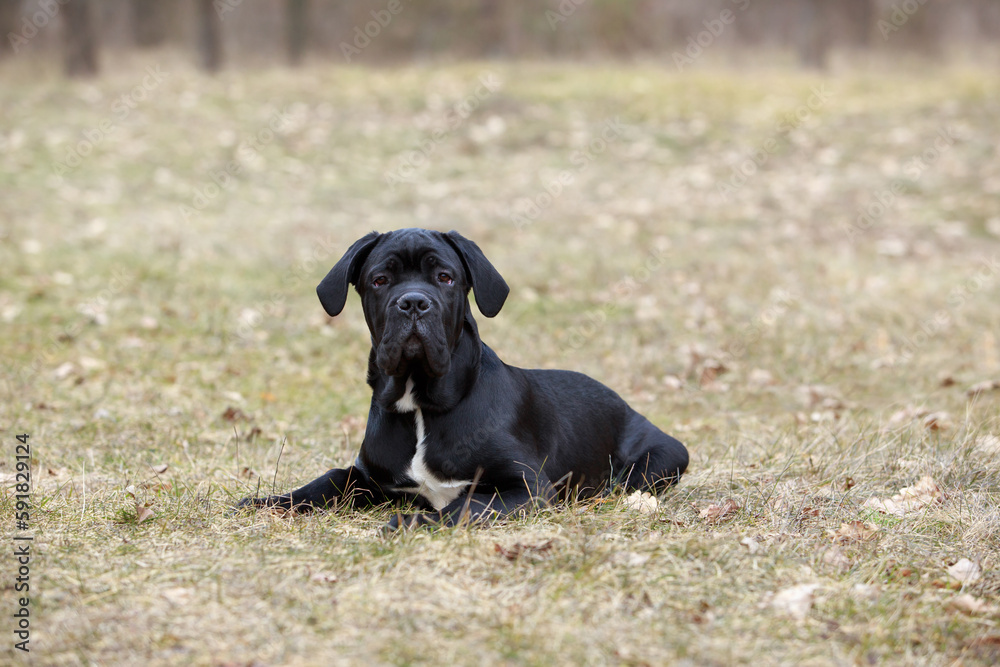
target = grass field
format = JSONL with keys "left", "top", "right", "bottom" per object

{"left": 1, "top": 55, "right": 999, "bottom": 665}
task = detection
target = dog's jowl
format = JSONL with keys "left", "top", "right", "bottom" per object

{"left": 238, "top": 228, "right": 688, "bottom": 529}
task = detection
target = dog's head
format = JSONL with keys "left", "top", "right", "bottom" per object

{"left": 316, "top": 228, "right": 508, "bottom": 379}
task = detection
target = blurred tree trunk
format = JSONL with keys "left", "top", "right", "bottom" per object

{"left": 796, "top": 0, "right": 828, "bottom": 69}
{"left": 196, "top": 0, "right": 222, "bottom": 72}
{"left": 130, "top": 0, "right": 166, "bottom": 48}
{"left": 63, "top": 0, "right": 98, "bottom": 77}
{"left": 287, "top": 0, "right": 307, "bottom": 66}
{"left": 0, "top": 0, "right": 20, "bottom": 59}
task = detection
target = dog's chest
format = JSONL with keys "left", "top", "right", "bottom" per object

{"left": 394, "top": 379, "right": 470, "bottom": 511}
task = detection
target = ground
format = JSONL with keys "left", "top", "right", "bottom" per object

{"left": 1, "top": 55, "right": 999, "bottom": 666}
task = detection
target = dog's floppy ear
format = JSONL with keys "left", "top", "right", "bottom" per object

{"left": 444, "top": 231, "right": 509, "bottom": 318}
{"left": 316, "top": 231, "right": 382, "bottom": 317}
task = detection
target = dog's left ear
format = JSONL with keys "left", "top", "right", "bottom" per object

{"left": 316, "top": 231, "right": 382, "bottom": 317}
{"left": 444, "top": 231, "right": 509, "bottom": 318}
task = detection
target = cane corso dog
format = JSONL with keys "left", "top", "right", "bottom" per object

{"left": 238, "top": 229, "right": 688, "bottom": 529}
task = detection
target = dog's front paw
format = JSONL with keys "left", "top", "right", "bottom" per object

{"left": 232, "top": 494, "right": 299, "bottom": 515}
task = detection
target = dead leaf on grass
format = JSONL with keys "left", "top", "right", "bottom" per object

{"left": 770, "top": 584, "right": 820, "bottom": 621}
{"left": 699, "top": 359, "right": 728, "bottom": 386}
{"left": 887, "top": 407, "right": 953, "bottom": 430}
{"left": 623, "top": 490, "right": 659, "bottom": 514}
{"left": 946, "top": 558, "right": 982, "bottom": 585}
{"left": 947, "top": 594, "right": 998, "bottom": 616}
{"left": 699, "top": 499, "right": 740, "bottom": 523}
{"left": 494, "top": 540, "right": 554, "bottom": 562}
{"left": 222, "top": 406, "right": 250, "bottom": 422}
{"left": 922, "top": 411, "right": 953, "bottom": 431}
{"left": 150, "top": 463, "right": 168, "bottom": 474}
{"left": 975, "top": 434, "right": 1000, "bottom": 455}
{"left": 966, "top": 379, "right": 1000, "bottom": 397}
{"left": 135, "top": 503, "right": 155, "bottom": 524}
{"left": 862, "top": 476, "right": 944, "bottom": 517}
{"left": 829, "top": 520, "right": 879, "bottom": 544}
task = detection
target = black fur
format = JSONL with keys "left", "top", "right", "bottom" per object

{"left": 238, "top": 228, "right": 688, "bottom": 530}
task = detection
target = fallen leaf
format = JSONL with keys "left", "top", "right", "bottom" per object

{"left": 700, "top": 499, "right": 740, "bottom": 523}
{"left": 947, "top": 558, "right": 982, "bottom": 585}
{"left": 888, "top": 406, "right": 927, "bottom": 426}
{"left": 922, "top": 411, "right": 952, "bottom": 431}
{"left": 829, "top": 520, "right": 879, "bottom": 544}
{"left": 968, "top": 635, "right": 1000, "bottom": 651}
{"left": 947, "top": 593, "right": 997, "bottom": 616}
{"left": 150, "top": 463, "right": 168, "bottom": 474}
{"left": 135, "top": 503, "right": 154, "bottom": 524}
{"left": 862, "top": 475, "right": 944, "bottom": 517}
{"left": 494, "top": 540, "right": 554, "bottom": 562}
{"left": 222, "top": 406, "right": 250, "bottom": 422}
{"left": 966, "top": 379, "right": 1000, "bottom": 397}
{"left": 770, "top": 584, "right": 820, "bottom": 621}
{"left": 975, "top": 434, "right": 1000, "bottom": 455}
{"left": 699, "top": 359, "right": 727, "bottom": 386}
{"left": 623, "top": 490, "right": 659, "bottom": 514}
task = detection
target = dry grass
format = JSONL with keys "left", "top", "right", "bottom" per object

{"left": 1, "top": 55, "right": 999, "bottom": 665}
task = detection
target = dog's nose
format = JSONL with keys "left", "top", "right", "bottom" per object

{"left": 396, "top": 292, "right": 432, "bottom": 316}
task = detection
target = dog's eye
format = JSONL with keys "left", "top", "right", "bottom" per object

{"left": 437, "top": 272, "right": 454, "bottom": 286}
{"left": 372, "top": 276, "right": 388, "bottom": 288}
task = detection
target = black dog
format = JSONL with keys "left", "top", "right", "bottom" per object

{"left": 238, "top": 229, "right": 688, "bottom": 529}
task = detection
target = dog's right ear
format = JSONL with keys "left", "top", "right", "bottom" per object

{"left": 316, "top": 231, "right": 382, "bottom": 317}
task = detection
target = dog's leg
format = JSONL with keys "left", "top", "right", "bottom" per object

{"left": 385, "top": 475, "right": 557, "bottom": 531}
{"left": 236, "top": 466, "right": 392, "bottom": 512}
{"left": 616, "top": 411, "right": 689, "bottom": 494}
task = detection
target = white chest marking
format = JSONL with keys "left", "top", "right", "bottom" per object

{"left": 393, "top": 378, "right": 471, "bottom": 511}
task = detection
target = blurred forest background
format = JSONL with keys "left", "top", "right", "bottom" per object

{"left": 2, "top": 0, "right": 999, "bottom": 76}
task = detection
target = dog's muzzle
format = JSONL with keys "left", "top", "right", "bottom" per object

{"left": 376, "top": 290, "right": 450, "bottom": 378}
